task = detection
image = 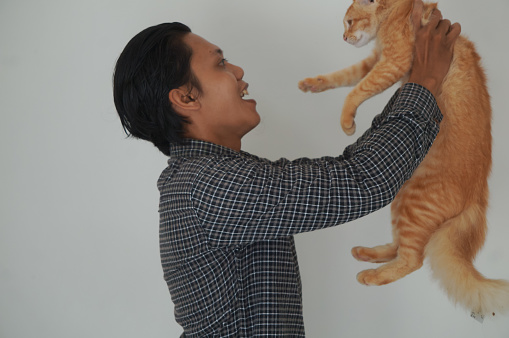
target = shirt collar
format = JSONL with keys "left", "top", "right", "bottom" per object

{"left": 168, "top": 139, "right": 241, "bottom": 158}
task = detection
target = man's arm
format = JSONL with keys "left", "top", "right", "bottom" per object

{"left": 192, "top": 85, "right": 440, "bottom": 246}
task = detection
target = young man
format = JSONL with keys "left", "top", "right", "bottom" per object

{"left": 113, "top": 1, "right": 460, "bottom": 336}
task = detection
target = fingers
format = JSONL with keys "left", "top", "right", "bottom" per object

{"left": 423, "top": 8, "right": 461, "bottom": 44}
{"left": 411, "top": 0, "right": 424, "bottom": 31}
{"left": 447, "top": 22, "right": 462, "bottom": 41}
{"left": 427, "top": 9, "right": 443, "bottom": 29}
{"left": 436, "top": 19, "right": 452, "bottom": 34}
{"left": 435, "top": 17, "right": 461, "bottom": 46}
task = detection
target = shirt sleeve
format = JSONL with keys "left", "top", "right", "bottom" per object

{"left": 191, "top": 83, "right": 442, "bottom": 246}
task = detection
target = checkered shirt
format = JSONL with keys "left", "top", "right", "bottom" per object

{"left": 157, "top": 83, "right": 441, "bottom": 337}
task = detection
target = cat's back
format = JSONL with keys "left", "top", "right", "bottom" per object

{"left": 439, "top": 35, "right": 491, "bottom": 127}
{"left": 447, "top": 35, "right": 488, "bottom": 91}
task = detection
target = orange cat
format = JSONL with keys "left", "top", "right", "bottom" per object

{"left": 299, "top": 0, "right": 508, "bottom": 317}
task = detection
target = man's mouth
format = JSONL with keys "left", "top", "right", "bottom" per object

{"left": 240, "top": 83, "right": 250, "bottom": 98}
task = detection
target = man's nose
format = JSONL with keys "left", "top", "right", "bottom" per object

{"left": 228, "top": 62, "right": 244, "bottom": 80}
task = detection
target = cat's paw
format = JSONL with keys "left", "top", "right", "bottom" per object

{"left": 351, "top": 245, "right": 398, "bottom": 263}
{"left": 356, "top": 269, "right": 389, "bottom": 286}
{"left": 340, "top": 104, "right": 357, "bottom": 135}
{"left": 357, "top": 269, "right": 380, "bottom": 286}
{"left": 298, "top": 76, "right": 334, "bottom": 93}
{"left": 351, "top": 246, "right": 373, "bottom": 262}
{"left": 340, "top": 117, "right": 356, "bottom": 136}
{"left": 357, "top": 260, "right": 417, "bottom": 286}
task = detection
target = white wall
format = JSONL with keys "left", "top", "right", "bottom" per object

{"left": 1, "top": 0, "right": 508, "bottom": 337}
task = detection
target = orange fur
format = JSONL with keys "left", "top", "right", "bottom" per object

{"left": 299, "top": 0, "right": 508, "bottom": 317}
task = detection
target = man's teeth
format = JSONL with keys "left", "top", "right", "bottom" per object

{"left": 241, "top": 89, "right": 249, "bottom": 98}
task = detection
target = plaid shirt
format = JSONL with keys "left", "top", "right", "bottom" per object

{"left": 157, "top": 83, "right": 441, "bottom": 337}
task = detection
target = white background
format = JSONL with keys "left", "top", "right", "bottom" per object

{"left": 1, "top": 0, "right": 508, "bottom": 337}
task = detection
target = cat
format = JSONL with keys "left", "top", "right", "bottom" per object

{"left": 298, "top": 0, "right": 509, "bottom": 317}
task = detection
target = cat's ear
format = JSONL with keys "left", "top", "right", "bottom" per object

{"left": 355, "top": 0, "right": 378, "bottom": 5}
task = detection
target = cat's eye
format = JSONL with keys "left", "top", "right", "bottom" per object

{"left": 347, "top": 20, "right": 353, "bottom": 26}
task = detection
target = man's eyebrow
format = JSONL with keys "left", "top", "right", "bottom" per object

{"left": 214, "top": 48, "right": 224, "bottom": 56}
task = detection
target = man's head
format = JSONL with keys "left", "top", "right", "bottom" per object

{"left": 113, "top": 23, "right": 260, "bottom": 155}
{"left": 113, "top": 22, "right": 199, "bottom": 156}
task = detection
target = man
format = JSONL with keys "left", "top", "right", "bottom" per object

{"left": 113, "top": 1, "right": 460, "bottom": 336}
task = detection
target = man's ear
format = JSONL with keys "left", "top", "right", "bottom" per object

{"left": 168, "top": 87, "right": 201, "bottom": 113}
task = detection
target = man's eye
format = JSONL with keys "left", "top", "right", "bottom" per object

{"left": 220, "top": 58, "right": 228, "bottom": 66}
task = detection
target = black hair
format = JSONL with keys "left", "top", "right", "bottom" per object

{"left": 113, "top": 22, "right": 200, "bottom": 156}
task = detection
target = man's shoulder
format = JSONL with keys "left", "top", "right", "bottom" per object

{"left": 157, "top": 151, "right": 265, "bottom": 192}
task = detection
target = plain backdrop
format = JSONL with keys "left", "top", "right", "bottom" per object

{"left": 1, "top": 0, "right": 508, "bottom": 337}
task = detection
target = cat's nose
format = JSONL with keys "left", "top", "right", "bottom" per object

{"left": 343, "top": 34, "right": 347, "bottom": 41}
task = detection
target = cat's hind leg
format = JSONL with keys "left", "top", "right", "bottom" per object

{"left": 356, "top": 220, "right": 429, "bottom": 285}
{"left": 351, "top": 193, "right": 401, "bottom": 263}
{"left": 351, "top": 243, "right": 398, "bottom": 263}
{"left": 355, "top": 186, "right": 446, "bottom": 286}
{"left": 356, "top": 244, "right": 425, "bottom": 286}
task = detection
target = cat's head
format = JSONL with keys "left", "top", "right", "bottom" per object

{"left": 343, "top": 0, "right": 385, "bottom": 47}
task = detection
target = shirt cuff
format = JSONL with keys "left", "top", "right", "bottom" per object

{"left": 393, "top": 82, "right": 443, "bottom": 124}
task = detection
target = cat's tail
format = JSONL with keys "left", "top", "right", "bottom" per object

{"left": 425, "top": 205, "right": 509, "bottom": 317}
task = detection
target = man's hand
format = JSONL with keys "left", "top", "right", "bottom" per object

{"left": 408, "top": 0, "right": 461, "bottom": 97}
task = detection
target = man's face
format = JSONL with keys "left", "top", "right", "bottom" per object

{"left": 183, "top": 33, "right": 260, "bottom": 146}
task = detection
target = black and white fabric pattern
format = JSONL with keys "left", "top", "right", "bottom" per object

{"left": 157, "top": 83, "right": 441, "bottom": 337}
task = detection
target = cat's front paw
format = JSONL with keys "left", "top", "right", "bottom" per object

{"left": 340, "top": 103, "right": 357, "bottom": 135}
{"left": 298, "top": 76, "right": 334, "bottom": 93}
{"left": 340, "top": 115, "right": 356, "bottom": 136}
